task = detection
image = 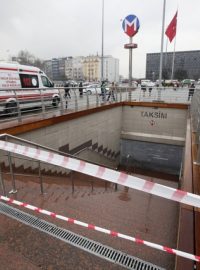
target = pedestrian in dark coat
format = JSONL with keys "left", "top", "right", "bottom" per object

{"left": 188, "top": 83, "right": 195, "bottom": 101}
{"left": 101, "top": 81, "right": 106, "bottom": 101}
{"left": 79, "top": 82, "right": 83, "bottom": 97}
{"left": 64, "top": 82, "right": 71, "bottom": 99}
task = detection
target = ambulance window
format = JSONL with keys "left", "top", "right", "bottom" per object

{"left": 42, "top": 76, "right": 53, "bottom": 87}
{"left": 19, "top": 74, "right": 39, "bottom": 88}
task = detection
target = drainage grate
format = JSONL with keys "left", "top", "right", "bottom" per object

{"left": 0, "top": 202, "right": 165, "bottom": 270}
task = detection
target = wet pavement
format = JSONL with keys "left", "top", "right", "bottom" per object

{"left": 0, "top": 171, "right": 179, "bottom": 269}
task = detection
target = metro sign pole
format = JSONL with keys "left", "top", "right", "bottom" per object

{"left": 122, "top": 15, "right": 140, "bottom": 91}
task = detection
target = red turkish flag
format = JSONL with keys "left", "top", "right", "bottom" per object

{"left": 165, "top": 11, "right": 178, "bottom": 42}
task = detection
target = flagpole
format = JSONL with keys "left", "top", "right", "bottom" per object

{"left": 101, "top": 0, "right": 104, "bottom": 82}
{"left": 171, "top": 10, "right": 178, "bottom": 80}
{"left": 171, "top": 36, "right": 176, "bottom": 80}
{"left": 164, "top": 38, "right": 168, "bottom": 68}
{"left": 158, "top": 0, "right": 166, "bottom": 88}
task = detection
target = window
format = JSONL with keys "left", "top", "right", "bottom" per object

{"left": 41, "top": 76, "right": 53, "bottom": 87}
{"left": 19, "top": 74, "right": 39, "bottom": 88}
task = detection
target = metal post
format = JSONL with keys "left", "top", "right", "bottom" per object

{"left": 105, "top": 181, "right": 107, "bottom": 191}
{"left": 38, "top": 161, "right": 44, "bottom": 194}
{"left": 120, "top": 87, "right": 122, "bottom": 102}
{"left": 139, "top": 87, "right": 142, "bottom": 101}
{"left": 171, "top": 36, "right": 176, "bottom": 80}
{"left": 159, "top": 0, "right": 166, "bottom": 85}
{"left": 91, "top": 181, "right": 94, "bottom": 192}
{"left": 96, "top": 90, "right": 99, "bottom": 107}
{"left": 8, "top": 152, "right": 17, "bottom": 194}
{"left": 114, "top": 183, "right": 118, "bottom": 191}
{"left": 158, "top": 0, "right": 166, "bottom": 99}
{"left": 101, "top": 0, "right": 104, "bottom": 83}
{"left": 129, "top": 37, "right": 133, "bottom": 87}
{"left": 71, "top": 170, "right": 74, "bottom": 193}
{"left": 40, "top": 90, "right": 46, "bottom": 118}
{"left": 14, "top": 90, "right": 22, "bottom": 123}
{"left": 74, "top": 90, "right": 78, "bottom": 111}
{"left": 128, "top": 37, "right": 133, "bottom": 101}
{"left": 196, "top": 137, "right": 200, "bottom": 164}
{"left": 86, "top": 92, "right": 89, "bottom": 109}
{"left": 115, "top": 86, "right": 118, "bottom": 102}
{"left": 0, "top": 163, "right": 6, "bottom": 195}
{"left": 58, "top": 88, "right": 64, "bottom": 115}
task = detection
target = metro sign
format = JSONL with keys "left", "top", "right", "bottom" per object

{"left": 122, "top": 14, "right": 140, "bottom": 37}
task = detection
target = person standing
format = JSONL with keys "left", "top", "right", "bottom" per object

{"left": 79, "top": 81, "right": 83, "bottom": 97}
{"left": 101, "top": 81, "right": 106, "bottom": 101}
{"left": 148, "top": 87, "right": 152, "bottom": 97}
{"left": 64, "top": 81, "right": 71, "bottom": 99}
{"left": 107, "top": 82, "right": 116, "bottom": 101}
{"left": 188, "top": 83, "right": 195, "bottom": 101}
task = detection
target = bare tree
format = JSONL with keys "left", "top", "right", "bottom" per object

{"left": 12, "top": 50, "right": 44, "bottom": 70}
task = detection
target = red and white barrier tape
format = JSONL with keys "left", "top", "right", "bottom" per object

{"left": 0, "top": 140, "right": 200, "bottom": 208}
{"left": 0, "top": 195, "right": 199, "bottom": 262}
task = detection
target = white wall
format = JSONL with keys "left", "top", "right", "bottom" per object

{"left": 121, "top": 106, "right": 187, "bottom": 145}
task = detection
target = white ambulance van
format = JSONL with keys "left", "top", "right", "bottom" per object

{"left": 0, "top": 62, "right": 60, "bottom": 114}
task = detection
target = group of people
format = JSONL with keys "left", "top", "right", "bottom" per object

{"left": 64, "top": 80, "right": 116, "bottom": 102}
{"left": 64, "top": 81, "right": 84, "bottom": 99}
{"left": 64, "top": 80, "right": 196, "bottom": 104}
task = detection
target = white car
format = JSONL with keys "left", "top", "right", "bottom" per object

{"left": 141, "top": 80, "right": 155, "bottom": 88}
{"left": 83, "top": 84, "right": 109, "bottom": 95}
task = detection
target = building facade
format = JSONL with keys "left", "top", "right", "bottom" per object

{"left": 44, "top": 55, "right": 119, "bottom": 83}
{"left": 44, "top": 57, "right": 69, "bottom": 81}
{"left": 82, "top": 55, "right": 119, "bottom": 82}
{"left": 72, "top": 56, "right": 84, "bottom": 81}
{"left": 146, "top": 50, "right": 200, "bottom": 81}
{"left": 64, "top": 57, "right": 73, "bottom": 80}
{"left": 103, "top": 56, "right": 119, "bottom": 83}
{"left": 82, "top": 55, "right": 100, "bottom": 82}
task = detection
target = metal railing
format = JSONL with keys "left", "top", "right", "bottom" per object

{"left": 0, "top": 133, "right": 118, "bottom": 196}
{"left": 190, "top": 90, "right": 200, "bottom": 164}
{"left": 0, "top": 85, "right": 198, "bottom": 125}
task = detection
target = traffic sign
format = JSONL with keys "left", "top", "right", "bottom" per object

{"left": 122, "top": 14, "right": 140, "bottom": 37}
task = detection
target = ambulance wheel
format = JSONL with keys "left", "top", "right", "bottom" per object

{"left": 6, "top": 102, "right": 18, "bottom": 116}
{"left": 52, "top": 97, "right": 60, "bottom": 107}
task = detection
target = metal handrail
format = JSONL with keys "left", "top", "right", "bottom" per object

{"left": 0, "top": 86, "right": 197, "bottom": 125}
{"left": 0, "top": 134, "right": 116, "bottom": 170}
{"left": 190, "top": 90, "right": 200, "bottom": 164}
{"left": 0, "top": 134, "right": 118, "bottom": 196}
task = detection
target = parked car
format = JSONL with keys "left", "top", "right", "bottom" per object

{"left": 155, "top": 79, "right": 164, "bottom": 86}
{"left": 181, "top": 79, "right": 195, "bottom": 87}
{"left": 162, "top": 80, "right": 180, "bottom": 87}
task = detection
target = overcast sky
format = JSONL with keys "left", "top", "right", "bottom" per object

{"left": 1, "top": 0, "right": 200, "bottom": 78}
